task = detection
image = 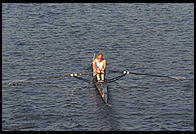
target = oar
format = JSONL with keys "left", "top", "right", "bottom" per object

{"left": 108, "top": 70, "right": 186, "bottom": 80}
{"left": 8, "top": 71, "right": 93, "bottom": 86}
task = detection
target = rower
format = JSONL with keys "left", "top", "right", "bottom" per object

{"left": 92, "top": 52, "right": 106, "bottom": 82}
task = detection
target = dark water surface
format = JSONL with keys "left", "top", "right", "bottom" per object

{"left": 2, "top": 3, "right": 194, "bottom": 131}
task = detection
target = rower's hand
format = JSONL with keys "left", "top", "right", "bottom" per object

{"left": 96, "top": 68, "right": 100, "bottom": 73}
{"left": 96, "top": 68, "right": 104, "bottom": 73}
{"left": 100, "top": 68, "right": 105, "bottom": 73}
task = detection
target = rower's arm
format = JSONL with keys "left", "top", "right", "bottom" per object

{"left": 92, "top": 60, "right": 97, "bottom": 71}
{"left": 103, "top": 60, "right": 106, "bottom": 70}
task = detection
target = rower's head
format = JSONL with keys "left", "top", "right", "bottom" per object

{"left": 96, "top": 52, "right": 104, "bottom": 62}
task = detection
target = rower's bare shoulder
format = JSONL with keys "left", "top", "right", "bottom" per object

{"left": 92, "top": 59, "right": 96, "bottom": 64}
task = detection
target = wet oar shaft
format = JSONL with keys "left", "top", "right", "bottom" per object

{"left": 8, "top": 71, "right": 93, "bottom": 86}
{"left": 110, "top": 70, "right": 186, "bottom": 80}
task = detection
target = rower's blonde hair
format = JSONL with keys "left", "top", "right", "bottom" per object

{"left": 97, "top": 52, "right": 103, "bottom": 56}
{"left": 96, "top": 52, "right": 104, "bottom": 59}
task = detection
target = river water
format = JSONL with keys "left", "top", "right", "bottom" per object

{"left": 2, "top": 3, "right": 194, "bottom": 131}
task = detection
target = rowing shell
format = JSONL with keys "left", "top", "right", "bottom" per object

{"left": 93, "top": 78, "right": 108, "bottom": 103}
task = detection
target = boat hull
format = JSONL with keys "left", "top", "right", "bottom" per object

{"left": 94, "top": 80, "right": 108, "bottom": 103}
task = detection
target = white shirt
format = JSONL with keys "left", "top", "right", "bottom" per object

{"left": 95, "top": 59, "right": 104, "bottom": 69}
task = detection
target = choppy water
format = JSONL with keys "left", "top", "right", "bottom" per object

{"left": 2, "top": 3, "right": 194, "bottom": 131}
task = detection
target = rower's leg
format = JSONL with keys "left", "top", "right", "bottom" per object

{"left": 96, "top": 74, "right": 101, "bottom": 81}
{"left": 101, "top": 73, "right": 105, "bottom": 81}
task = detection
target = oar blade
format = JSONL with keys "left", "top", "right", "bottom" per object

{"left": 169, "top": 76, "right": 186, "bottom": 80}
